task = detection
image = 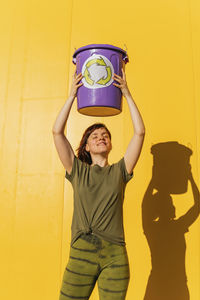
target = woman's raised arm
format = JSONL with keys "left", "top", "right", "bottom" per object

{"left": 113, "top": 69, "right": 145, "bottom": 174}
{"left": 52, "top": 71, "right": 83, "bottom": 174}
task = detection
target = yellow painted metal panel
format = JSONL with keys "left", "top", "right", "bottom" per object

{"left": 0, "top": 0, "right": 199, "bottom": 300}
{"left": 0, "top": 0, "right": 73, "bottom": 300}
{"left": 23, "top": 0, "right": 72, "bottom": 99}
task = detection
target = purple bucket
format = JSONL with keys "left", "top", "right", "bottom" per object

{"left": 72, "top": 44, "right": 129, "bottom": 116}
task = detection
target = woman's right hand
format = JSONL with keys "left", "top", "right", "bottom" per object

{"left": 69, "top": 71, "right": 83, "bottom": 99}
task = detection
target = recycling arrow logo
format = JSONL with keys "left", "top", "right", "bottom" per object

{"left": 81, "top": 54, "right": 114, "bottom": 89}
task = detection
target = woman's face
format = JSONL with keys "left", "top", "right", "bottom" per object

{"left": 85, "top": 127, "right": 112, "bottom": 156}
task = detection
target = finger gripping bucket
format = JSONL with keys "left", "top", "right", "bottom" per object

{"left": 72, "top": 44, "right": 129, "bottom": 116}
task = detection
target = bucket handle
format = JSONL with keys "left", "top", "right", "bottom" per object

{"left": 72, "top": 47, "right": 77, "bottom": 64}
{"left": 123, "top": 44, "right": 128, "bottom": 53}
{"left": 122, "top": 44, "right": 129, "bottom": 63}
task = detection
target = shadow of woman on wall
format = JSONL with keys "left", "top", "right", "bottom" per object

{"left": 142, "top": 141, "right": 200, "bottom": 300}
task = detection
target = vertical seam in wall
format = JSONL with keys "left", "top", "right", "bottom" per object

{"left": 187, "top": 0, "right": 199, "bottom": 180}
{"left": 60, "top": 0, "right": 74, "bottom": 283}
{"left": 12, "top": 2, "right": 31, "bottom": 262}
{"left": 65, "top": 0, "right": 75, "bottom": 100}
{"left": 1, "top": 2, "right": 20, "bottom": 264}
{"left": 0, "top": 8, "right": 16, "bottom": 168}
{"left": 187, "top": 0, "right": 200, "bottom": 294}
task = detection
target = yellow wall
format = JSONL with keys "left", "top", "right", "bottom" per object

{"left": 0, "top": 0, "right": 199, "bottom": 299}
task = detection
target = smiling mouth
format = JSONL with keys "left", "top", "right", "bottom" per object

{"left": 98, "top": 142, "right": 106, "bottom": 145}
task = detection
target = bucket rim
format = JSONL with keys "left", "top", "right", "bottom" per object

{"left": 72, "top": 44, "right": 128, "bottom": 61}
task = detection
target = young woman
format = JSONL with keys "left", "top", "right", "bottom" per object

{"left": 52, "top": 68, "right": 145, "bottom": 300}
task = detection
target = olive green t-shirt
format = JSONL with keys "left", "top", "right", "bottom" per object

{"left": 65, "top": 156, "right": 133, "bottom": 246}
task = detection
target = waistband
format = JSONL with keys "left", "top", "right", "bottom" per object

{"left": 79, "top": 232, "right": 103, "bottom": 246}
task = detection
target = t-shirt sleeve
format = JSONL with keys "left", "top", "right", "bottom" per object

{"left": 65, "top": 155, "right": 80, "bottom": 182}
{"left": 118, "top": 157, "right": 134, "bottom": 183}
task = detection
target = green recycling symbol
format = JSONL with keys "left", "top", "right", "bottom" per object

{"left": 83, "top": 57, "right": 112, "bottom": 86}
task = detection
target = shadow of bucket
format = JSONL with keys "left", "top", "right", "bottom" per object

{"left": 72, "top": 44, "right": 129, "bottom": 117}
{"left": 151, "top": 142, "right": 193, "bottom": 194}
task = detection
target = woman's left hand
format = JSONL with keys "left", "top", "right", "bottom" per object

{"left": 112, "top": 68, "right": 131, "bottom": 97}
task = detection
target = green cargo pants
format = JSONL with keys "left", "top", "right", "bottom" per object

{"left": 59, "top": 232, "right": 130, "bottom": 300}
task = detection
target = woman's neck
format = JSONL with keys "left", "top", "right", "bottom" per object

{"left": 91, "top": 155, "right": 109, "bottom": 167}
